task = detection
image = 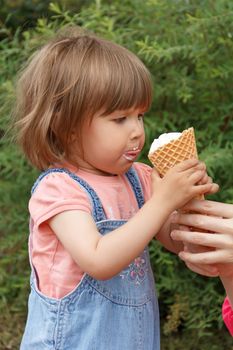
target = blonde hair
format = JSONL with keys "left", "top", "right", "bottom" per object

{"left": 14, "top": 27, "right": 153, "bottom": 170}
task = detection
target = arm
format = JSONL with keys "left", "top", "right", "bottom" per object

{"left": 49, "top": 195, "right": 172, "bottom": 280}
{"left": 49, "top": 159, "right": 213, "bottom": 280}
{"left": 156, "top": 214, "right": 184, "bottom": 254}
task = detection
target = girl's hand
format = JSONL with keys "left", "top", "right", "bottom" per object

{"left": 151, "top": 159, "right": 216, "bottom": 212}
{"left": 196, "top": 168, "right": 219, "bottom": 195}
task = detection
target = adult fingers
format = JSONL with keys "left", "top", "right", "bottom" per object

{"left": 171, "top": 229, "right": 233, "bottom": 249}
{"left": 182, "top": 199, "right": 233, "bottom": 218}
{"left": 172, "top": 213, "right": 233, "bottom": 235}
{"left": 185, "top": 261, "right": 219, "bottom": 277}
{"left": 178, "top": 249, "right": 233, "bottom": 264}
{"left": 183, "top": 241, "right": 214, "bottom": 254}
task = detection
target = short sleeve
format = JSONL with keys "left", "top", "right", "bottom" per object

{"left": 29, "top": 171, "right": 92, "bottom": 228}
{"left": 133, "top": 162, "right": 152, "bottom": 202}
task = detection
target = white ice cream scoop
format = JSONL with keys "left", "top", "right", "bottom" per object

{"left": 149, "top": 132, "right": 182, "bottom": 154}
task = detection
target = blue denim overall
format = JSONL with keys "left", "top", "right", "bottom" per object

{"left": 20, "top": 166, "right": 160, "bottom": 350}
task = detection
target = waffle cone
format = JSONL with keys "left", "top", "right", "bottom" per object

{"left": 148, "top": 127, "right": 198, "bottom": 177}
{"left": 148, "top": 127, "right": 204, "bottom": 200}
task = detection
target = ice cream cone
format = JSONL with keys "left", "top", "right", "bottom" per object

{"left": 148, "top": 127, "right": 198, "bottom": 177}
{"left": 148, "top": 127, "right": 204, "bottom": 200}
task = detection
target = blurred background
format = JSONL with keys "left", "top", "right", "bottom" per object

{"left": 0, "top": 0, "right": 233, "bottom": 349}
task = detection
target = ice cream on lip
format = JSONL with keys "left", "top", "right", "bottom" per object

{"left": 123, "top": 146, "right": 141, "bottom": 161}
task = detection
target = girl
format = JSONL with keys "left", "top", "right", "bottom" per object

{"left": 15, "top": 28, "right": 217, "bottom": 349}
{"left": 171, "top": 199, "right": 233, "bottom": 336}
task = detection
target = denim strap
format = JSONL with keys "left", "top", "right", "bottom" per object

{"left": 125, "top": 167, "right": 145, "bottom": 209}
{"left": 31, "top": 168, "right": 106, "bottom": 222}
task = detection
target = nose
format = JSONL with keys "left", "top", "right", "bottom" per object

{"left": 129, "top": 117, "right": 144, "bottom": 139}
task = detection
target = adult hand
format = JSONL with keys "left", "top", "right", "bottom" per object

{"left": 170, "top": 199, "right": 233, "bottom": 277}
{"left": 171, "top": 199, "right": 233, "bottom": 316}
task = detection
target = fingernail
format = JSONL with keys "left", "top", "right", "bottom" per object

{"left": 171, "top": 213, "right": 178, "bottom": 223}
{"left": 178, "top": 252, "right": 187, "bottom": 261}
{"left": 170, "top": 230, "right": 177, "bottom": 239}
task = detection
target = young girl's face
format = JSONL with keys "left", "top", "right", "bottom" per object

{"left": 74, "top": 107, "right": 146, "bottom": 176}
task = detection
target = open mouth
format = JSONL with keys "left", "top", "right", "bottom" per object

{"left": 123, "top": 148, "right": 141, "bottom": 161}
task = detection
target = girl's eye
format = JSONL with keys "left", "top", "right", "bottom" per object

{"left": 138, "top": 113, "right": 144, "bottom": 121}
{"left": 114, "top": 116, "right": 126, "bottom": 123}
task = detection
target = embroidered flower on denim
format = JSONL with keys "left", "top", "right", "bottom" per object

{"left": 120, "top": 251, "right": 148, "bottom": 285}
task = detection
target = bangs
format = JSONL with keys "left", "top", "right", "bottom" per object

{"left": 83, "top": 40, "right": 153, "bottom": 117}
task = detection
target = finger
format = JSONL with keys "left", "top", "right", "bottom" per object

{"left": 188, "top": 169, "right": 206, "bottom": 183}
{"left": 174, "top": 158, "right": 199, "bottom": 172}
{"left": 179, "top": 224, "right": 191, "bottom": 231}
{"left": 205, "top": 183, "right": 219, "bottom": 195}
{"left": 172, "top": 213, "right": 233, "bottom": 234}
{"left": 190, "top": 161, "right": 206, "bottom": 172}
{"left": 178, "top": 249, "right": 233, "bottom": 264}
{"left": 183, "top": 241, "right": 214, "bottom": 254}
{"left": 182, "top": 199, "right": 233, "bottom": 218}
{"left": 151, "top": 167, "right": 161, "bottom": 177}
{"left": 183, "top": 161, "right": 206, "bottom": 177}
{"left": 192, "top": 183, "right": 214, "bottom": 196}
{"left": 197, "top": 173, "right": 209, "bottom": 185}
{"left": 171, "top": 230, "right": 233, "bottom": 249}
{"left": 151, "top": 168, "right": 162, "bottom": 183}
{"left": 199, "top": 161, "right": 206, "bottom": 168}
{"left": 185, "top": 261, "right": 219, "bottom": 277}
{"left": 195, "top": 161, "right": 206, "bottom": 172}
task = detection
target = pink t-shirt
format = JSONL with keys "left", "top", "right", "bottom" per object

{"left": 222, "top": 297, "right": 233, "bottom": 336}
{"left": 29, "top": 162, "right": 152, "bottom": 299}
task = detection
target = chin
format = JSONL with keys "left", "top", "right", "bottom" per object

{"left": 99, "top": 161, "right": 134, "bottom": 176}
{"left": 114, "top": 163, "right": 133, "bottom": 175}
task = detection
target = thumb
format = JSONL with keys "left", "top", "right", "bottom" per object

{"left": 151, "top": 167, "right": 162, "bottom": 183}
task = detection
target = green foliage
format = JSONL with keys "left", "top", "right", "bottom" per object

{"left": 0, "top": 0, "right": 233, "bottom": 348}
{"left": 0, "top": 0, "right": 90, "bottom": 38}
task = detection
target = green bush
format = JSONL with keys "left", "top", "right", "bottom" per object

{"left": 0, "top": 1, "right": 233, "bottom": 349}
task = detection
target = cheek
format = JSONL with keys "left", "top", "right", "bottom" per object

{"left": 142, "top": 132, "right": 146, "bottom": 143}
{"left": 139, "top": 131, "right": 146, "bottom": 148}
{"left": 96, "top": 127, "right": 123, "bottom": 148}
